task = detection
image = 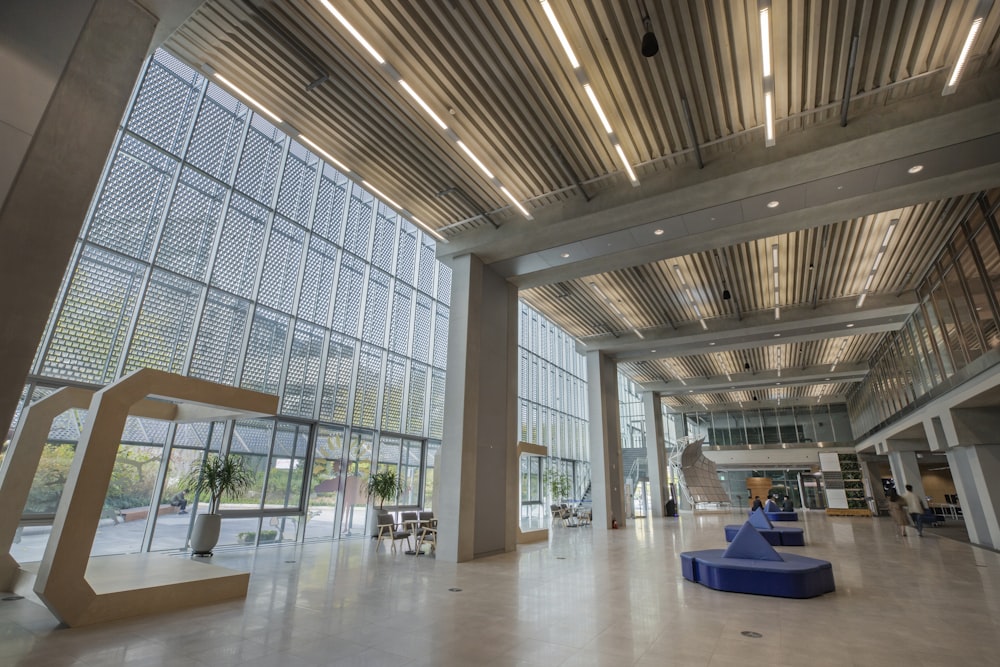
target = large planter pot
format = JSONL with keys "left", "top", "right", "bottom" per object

{"left": 190, "top": 513, "right": 222, "bottom": 556}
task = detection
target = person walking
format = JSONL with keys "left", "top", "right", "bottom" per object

{"left": 886, "top": 488, "right": 909, "bottom": 537}
{"left": 901, "top": 484, "right": 927, "bottom": 536}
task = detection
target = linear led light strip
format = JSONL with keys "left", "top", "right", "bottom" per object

{"left": 856, "top": 218, "right": 898, "bottom": 308}
{"left": 672, "top": 265, "right": 709, "bottom": 330}
{"left": 771, "top": 243, "right": 780, "bottom": 320}
{"left": 319, "top": 0, "right": 531, "bottom": 218}
{"left": 588, "top": 282, "right": 645, "bottom": 339}
{"left": 829, "top": 338, "right": 849, "bottom": 372}
{"left": 942, "top": 0, "right": 994, "bottom": 96}
{"left": 211, "top": 71, "right": 446, "bottom": 243}
{"left": 775, "top": 346, "right": 782, "bottom": 377}
{"left": 540, "top": 0, "right": 639, "bottom": 186}
{"left": 758, "top": 0, "right": 775, "bottom": 147}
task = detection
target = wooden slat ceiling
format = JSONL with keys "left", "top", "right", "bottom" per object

{"left": 165, "top": 1, "right": 1000, "bottom": 411}
{"left": 618, "top": 333, "right": 883, "bottom": 384}
{"left": 166, "top": 0, "right": 1000, "bottom": 235}
{"left": 520, "top": 193, "right": 981, "bottom": 339}
{"left": 662, "top": 382, "right": 856, "bottom": 410}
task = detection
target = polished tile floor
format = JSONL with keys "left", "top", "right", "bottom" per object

{"left": 2, "top": 511, "right": 998, "bottom": 667}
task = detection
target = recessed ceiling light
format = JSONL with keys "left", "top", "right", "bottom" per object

{"left": 907, "top": 164, "right": 924, "bottom": 174}
{"left": 825, "top": 378, "right": 831, "bottom": 381}
{"left": 836, "top": 185, "right": 843, "bottom": 190}
{"left": 766, "top": 200, "right": 780, "bottom": 208}
{"left": 654, "top": 228, "right": 665, "bottom": 236}
{"left": 651, "top": 349, "right": 657, "bottom": 353}
{"left": 773, "top": 333, "right": 781, "bottom": 337}
{"left": 776, "top": 382, "right": 782, "bottom": 385}
{"left": 709, "top": 342, "right": 716, "bottom": 346}
{"left": 846, "top": 323, "right": 855, "bottom": 328}
{"left": 560, "top": 252, "right": 570, "bottom": 258}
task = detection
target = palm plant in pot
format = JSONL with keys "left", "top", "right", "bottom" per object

{"left": 366, "top": 468, "right": 403, "bottom": 536}
{"left": 184, "top": 453, "right": 256, "bottom": 556}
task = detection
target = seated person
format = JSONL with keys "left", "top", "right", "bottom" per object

{"left": 782, "top": 496, "right": 794, "bottom": 512}
{"left": 751, "top": 496, "right": 763, "bottom": 510}
{"left": 764, "top": 496, "right": 780, "bottom": 512}
{"left": 169, "top": 490, "right": 188, "bottom": 514}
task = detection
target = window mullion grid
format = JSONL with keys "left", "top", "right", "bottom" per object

{"left": 113, "top": 77, "right": 208, "bottom": 380}
{"left": 938, "top": 254, "right": 973, "bottom": 365}
{"left": 970, "top": 198, "right": 1000, "bottom": 335}
{"left": 954, "top": 220, "right": 990, "bottom": 353}
{"left": 235, "top": 129, "right": 289, "bottom": 390}
{"left": 289, "top": 148, "right": 326, "bottom": 333}
{"left": 341, "top": 188, "right": 365, "bottom": 429}
{"left": 141, "top": 421, "right": 178, "bottom": 552}
{"left": 34, "top": 241, "right": 85, "bottom": 376}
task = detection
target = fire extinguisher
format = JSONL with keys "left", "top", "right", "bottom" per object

{"left": 611, "top": 517, "right": 619, "bottom": 529}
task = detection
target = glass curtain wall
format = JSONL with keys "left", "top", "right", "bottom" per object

{"left": 849, "top": 192, "right": 1000, "bottom": 435}
{"left": 517, "top": 303, "right": 590, "bottom": 525}
{"left": 683, "top": 405, "right": 852, "bottom": 445}
{"left": 5, "top": 48, "right": 449, "bottom": 556}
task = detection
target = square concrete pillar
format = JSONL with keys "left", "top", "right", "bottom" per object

{"left": 642, "top": 391, "right": 667, "bottom": 517}
{"left": 436, "top": 254, "right": 518, "bottom": 562}
{"left": 586, "top": 351, "right": 626, "bottom": 529}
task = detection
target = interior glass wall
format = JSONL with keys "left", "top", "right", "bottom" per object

{"left": 683, "top": 404, "right": 852, "bottom": 445}
{"left": 849, "top": 192, "right": 1000, "bottom": 435}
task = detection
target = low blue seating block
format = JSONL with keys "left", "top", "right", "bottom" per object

{"left": 681, "top": 523, "right": 835, "bottom": 599}
{"left": 727, "top": 508, "right": 805, "bottom": 546}
{"left": 751, "top": 509, "right": 799, "bottom": 522}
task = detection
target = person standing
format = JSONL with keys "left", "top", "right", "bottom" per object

{"left": 751, "top": 496, "right": 763, "bottom": 511}
{"left": 886, "top": 488, "right": 909, "bottom": 537}
{"left": 901, "top": 484, "right": 927, "bottom": 536}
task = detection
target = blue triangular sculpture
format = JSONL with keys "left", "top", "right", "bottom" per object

{"left": 749, "top": 507, "right": 774, "bottom": 529}
{"left": 723, "top": 522, "right": 784, "bottom": 561}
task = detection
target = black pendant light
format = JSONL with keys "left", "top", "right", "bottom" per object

{"left": 639, "top": 1, "right": 658, "bottom": 58}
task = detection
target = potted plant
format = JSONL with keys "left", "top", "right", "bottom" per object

{"left": 366, "top": 469, "right": 403, "bottom": 536}
{"left": 367, "top": 469, "right": 403, "bottom": 510}
{"left": 184, "top": 453, "right": 256, "bottom": 556}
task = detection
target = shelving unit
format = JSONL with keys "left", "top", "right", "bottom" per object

{"left": 819, "top": 452, "right": 871, "bottom": 516}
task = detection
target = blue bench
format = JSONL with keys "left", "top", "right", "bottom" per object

{"left": 728, "top": 507, "right": 805, "bottom": 546}
{"left": 751, "top": 510, "right": 799, "bottom": 521}
{"left": 725, "top": 524, "right": 804, "bottom": 546}
{"left": 682, "top": 523, "right": 834, "bottom": 599}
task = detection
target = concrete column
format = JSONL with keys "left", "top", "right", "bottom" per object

{"left": 0, "top": 0, "right": 157, "bottom": 440}
{"left": 437, "top": 254, "right": 518, "bottom": 562}
{"left": 641, "top": 391, "right": 666, "bottom": 517}
{"left": 945, "top": 447, "right": 993, "bottom": 546}
{"left": 940, "top": 407, "right": 1000, "bottom": 549}
{"left": 887, "top": 450, "right": 925, "bottom": 498}
{"left": 586, "top": 351, "right": 625, "bottom": 529}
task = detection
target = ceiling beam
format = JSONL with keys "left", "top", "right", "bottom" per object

{"left": 662, "top": 395, "right": 850, "bottom": 412}
{"left": 436, "top": 88, "right": 1000, "bottom": 287}
{"left": 642, "top": 362, "right": 868, "bottom": 395}
{"left": 580, "top": 292, "right": 917, "bottom": 361}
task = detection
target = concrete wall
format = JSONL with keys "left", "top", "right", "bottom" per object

{"left": 0, "top": 0, "right": 98, "bottom": 203}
